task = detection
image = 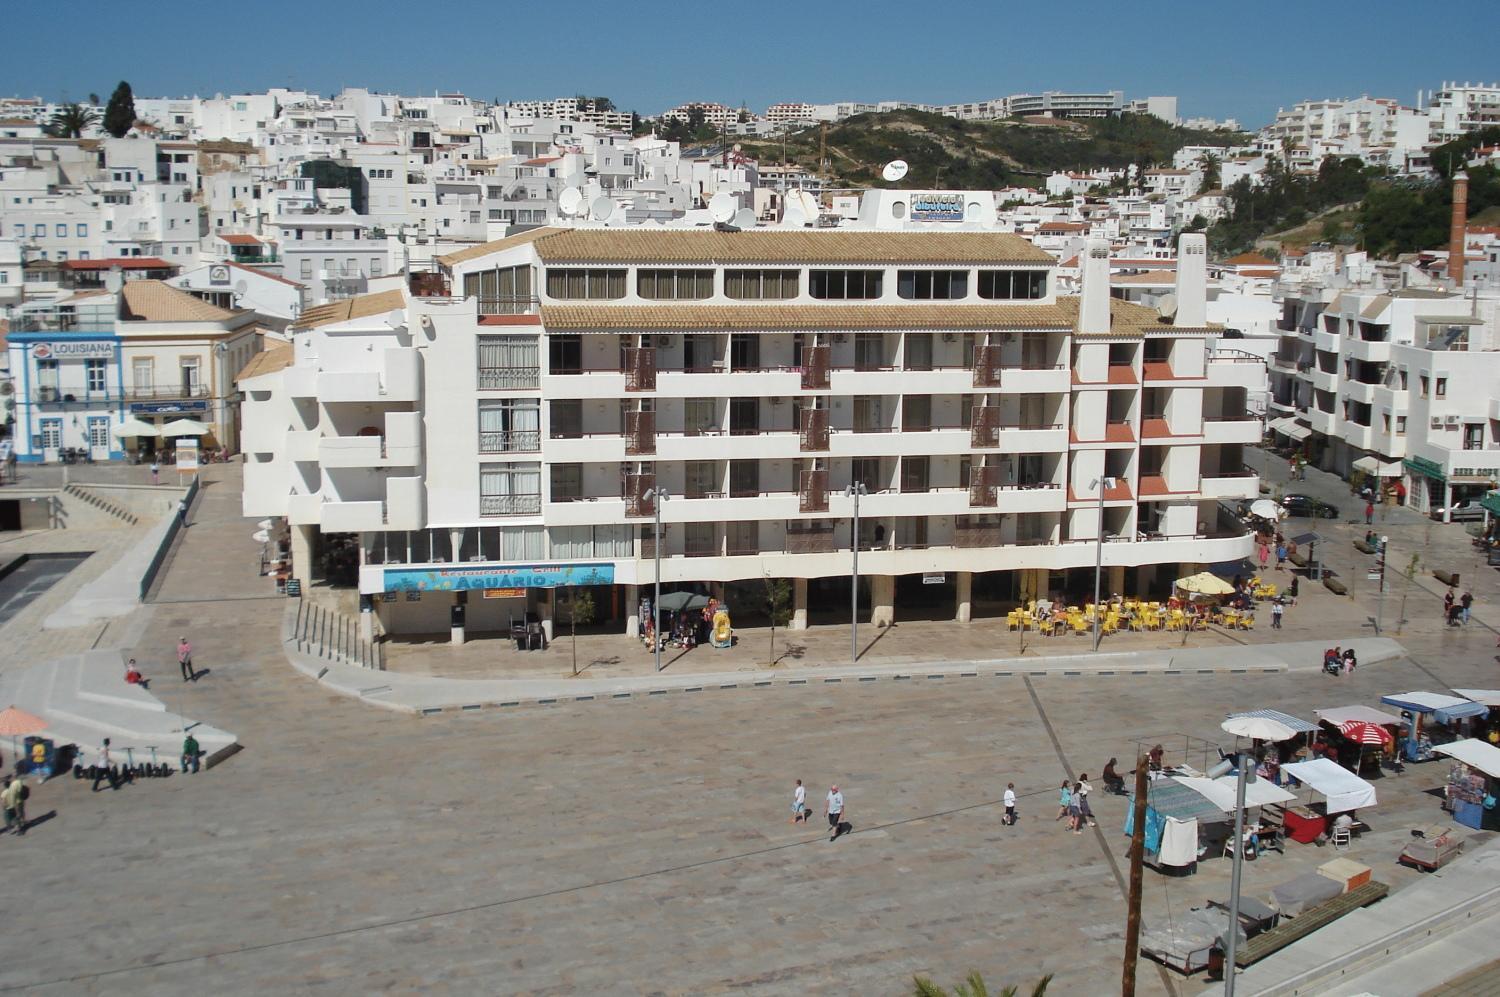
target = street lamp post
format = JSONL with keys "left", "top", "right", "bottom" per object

{"left": 1091, "top": 476, "right": 1115, "bottom": 651}
{"left": 644, "top": 487, "right": 668, "bottom": 672}
{"left": 1208, "top": 753, "right": 1256, "bottom": 995}
{"left": 846, "top": 482, "right": 867, "bottom": 664}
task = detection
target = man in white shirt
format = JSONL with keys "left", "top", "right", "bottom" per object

{"left": 791, "top": 779, "right": 807, "bottom": 824}
{"left": 1004, "top": 783, "right": 1017, "bottom": 825}
{"left": 1077, "top": 776, "right": 1095, "bottom": 828}
{"left": 826, "top": 785, "right": 844, "bottom": 841}
{"left": 92, "top": 738, "right": 116, "bottom": 792}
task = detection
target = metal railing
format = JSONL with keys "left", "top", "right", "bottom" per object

{"left": 291, "top": 599, "right": 385, "bottom": 670}
{"left": 477, "top": 296, "right": 540, "bottom": 316}
{"left": 126, "top": 384, "right": 210, "bottom": 400}
{"left": 477, "top": 366, "right": 540, "bottom": 390}
{"left": 478, "top": 430, "right": 541, "bottom": 453}
{"left": 140, "top": 476, "right": 199, "bottom": 601}
{"left": 480, "top": 493, "right": 542, "bottom": 516}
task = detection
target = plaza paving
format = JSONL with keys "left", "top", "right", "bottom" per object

{"left": 0, "top": 456, "right": 1499, "bottom": 993}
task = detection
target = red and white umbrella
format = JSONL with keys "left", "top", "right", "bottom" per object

{"left": 1339, "top": 720, "right": 1392, "bottom": 746}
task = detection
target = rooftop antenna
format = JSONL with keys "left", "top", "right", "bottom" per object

{"left": 881, "top": 159, "right": 909, "bottom": 184}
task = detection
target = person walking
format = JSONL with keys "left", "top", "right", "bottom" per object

{"left": 181, "top": 732, "right": 200, "bottom": 774}
{"left": 1055, "top": 779, "right": 1072, "bottom": 821}
{"left": 825, "top": 784, "right": 844, "bottom": 841}
{"left": 1275, "top": 541, "right": 1287, "bottom": 570}
{"left": 1444, "top": 588, "right": 1456, "bottom": 621}
{"left": 1258, "top": 541, "right": 1269, "bottom": 570}
{"left": 1365, "top": 501, "right": 1374, "bottom": 525}
{"left": 1077, "top": 775, "right": 1096, "bottom": 828}
{"left": 149, "top": 459, "right": 160, "bottom": 486}
{"left": 2, "top": 776, "right": 22, "bottom": 835}
{"left": 177, "top": 496, "right": 190, "bottom": 528}
{"left": 91, "top": 738, "right": 116, "bottom": 792}
{"left": 177, "top": 637, "right": 193, "bottom": 682}
{"left": 1461, "top": 591, "right": 1474, "bottom": 625}
{"left": 1271, "top": 597, "right": 1284, "bottom": 629}
{"left": 1003, "top": 782, "right": 1017, "bottom": 826}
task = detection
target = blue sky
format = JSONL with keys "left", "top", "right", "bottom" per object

{"left": 6, "top": 0, "right": 1498, "bottom": 127}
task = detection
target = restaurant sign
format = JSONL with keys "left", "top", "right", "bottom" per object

{"left": 31, "top": 341, "right": 116, "bottom": 359}
{"left": 1403, "top": 456, "right": 1446, "bottom": 481}
{"left": 383, "top": 563, "right": 615, "bottom": 593}
{"left": 910, "top": 192, "right": 966, "bottom": 222}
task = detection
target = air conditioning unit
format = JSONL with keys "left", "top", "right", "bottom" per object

{"left": 1431, "top": 416, "right": 1443, "bottom": 429}
{"left": 832, "top": 333, "right": 848, "bottom": 343}
{"left": 942, "top": 333, "right": 957, "bottom": 343}
{"left": 656, "top": 336, "right": 671, "bottom": 347}
{"left": 1445, "top": 415, "right": 1461, "bottom": 427}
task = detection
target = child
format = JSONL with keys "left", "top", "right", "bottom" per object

{"left": 1003, "top": 783, "right": 1017, "bottom": 825}
{"left": 1055, "top": 779, "right": 1072, "bottom": 821}
{"left": 790, "top": 779, "right": 806, "bottom": 824}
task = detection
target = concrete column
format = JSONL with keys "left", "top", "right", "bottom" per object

{"left": 625, "top": 584, "right": 640, "bottom": 637}
{"left": 539, "top": 591, "right": 554, "bottom": 643}
{"left": 450, "top": 592, "right": 466, "bottom": 646}
{"left": 790, "top": 577, "right": 809, "bottom": 631}
{"left": 1107, "top": 566, "right": 1126, "bottom": 600}
{"left": 449, "top": 528, "right": 464, "bottom": 563}
{"left": 290, "top": 524, "right": 316, "bottom": 587}
{"left": 955, "top": 570, "right": 973, "bottom": 623}
{"left": 359, "top": 595, "right": 374, "bottom": 642}
{"left": 711, "top": 581, "right": 726, "bottom": 605}
{"left": 871, "top": 574, "right": 896, "bottom": 628}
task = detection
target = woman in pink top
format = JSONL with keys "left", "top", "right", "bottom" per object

{"left": 177, "top": 637, "right": 194, "bottom": 682}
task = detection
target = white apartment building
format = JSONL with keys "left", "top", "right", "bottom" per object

{"left": 240, "top": 225, "right": 1258, "bottom": 640}
{"left": 661, "top": 103, "right": 740, "bottom": 128}
{"left": 1007, "top": 91, "right": 1124, "bottom": 118}
{"left": 504, "top": 98, "right": 631, "bottom": 132}
{"left": 1124, "top": 97, "right": 1179, "bottom": 123}
{"left": 1427, "top": 82, "right": 1500, "bottom": 142}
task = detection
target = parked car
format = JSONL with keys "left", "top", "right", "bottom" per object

{"left": 1437, "top": 500, "right": 1487, "bottom": 522}
{"left": 1282, "top": 494, "right": 1340, "bottom": 519}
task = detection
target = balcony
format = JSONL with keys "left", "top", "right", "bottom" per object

{"left": 624, "top": 473, "right": 655, "bottom": 517}
{"left": 125, "top": 384, "right": 211, "bottom": 401}
{"left": 321, "top": 500, "right": 385, "bottom": 531}
{"left": 316, "top": 348, "right": 420, "bottom": 403}
{"left": 480, "top": 493, "right": 542, "bottom": 516}
{"left": 1199, "top": 471, "right": 1259, "bottom": 500}
{"left": 799, "top": 468, "right": 829, "bottom": 512}
{"left": 624, "top": 411, "right": 655, "bottom": 456}
{"left": 973, "top": 345, "right": 1001, "bottom": 387}
{"left": 801, "top": 346, "right": 830, "bottom": 390}
{"left": 799, "top": 409, "right": 830, "bottom": 452}
{"left": 1202, "top": 416, "right": 1262, "bottom": 445}
{"left": 969, "top": 466, "right": 1002, "bottom": 507}
{"left": 478, "top": 430, "right": 542, "bottom": 455}
{"left": 477, "top": 366, "right": 540, "bottom": 390}
{"left": 971, "top": 407, "right": 1000, "bottom": 448}
{"left": 476, "top": 296, "right": 539, "bottom": 317}
{"left": 624, "top": 348, "right": 656, "bottom": 392}
{"left": 31, "top": 387, "right": 123, "bottom": 405}
{"left": 785, "top": 524, "right": 835, "bottom": 554}
{"left": 953, "top": 518, "right": 1002, "bottom": 548}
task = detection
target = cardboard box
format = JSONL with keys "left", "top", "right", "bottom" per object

{"left": 1317, "top": 857, "right": 1372, "bottom": 892}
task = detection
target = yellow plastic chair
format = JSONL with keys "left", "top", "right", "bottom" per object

{"left": 1071, "top": 616, "right": 1089, "bottom": 636}
{"left": 1128, "top": 614, "right": 1145, "bottom": 632}
{"left": 1007, "top": 611, "right": 1021, "bottom": 631}
{"left": 1102, "top": 614, "right": 1120, "bottom": 636}
{"left": 1165, "top": 612, "right": 1183, "bottom": 632}
{"left": 1239, "top": 615, "right": 1255, "bottom": 630}
{"left": 1039, "top": 618, "right": 1055, "bottom": 637}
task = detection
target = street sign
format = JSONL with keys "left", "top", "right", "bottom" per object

{"left": 1367, "top": 572, "right": 1382, "bottom": 581}
{"left": 922, "top": 572, "right": 946, "bottom": 585}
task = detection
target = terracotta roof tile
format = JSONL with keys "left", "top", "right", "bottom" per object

{"left": 120, "top": 281, "right": 240, "bottom": 322}
{"left": 294, "top": 288, "right": 406, "bottom": 330}
{"left": 540, "top": 303, "right": 1073, "bottom": 332}
{"left": 236, "top": 344, "right": 294, "bottom": 383}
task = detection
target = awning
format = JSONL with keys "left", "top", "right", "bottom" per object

{"left": 1227, "top": 709, "right": 1319, "bottom": 734}
{"left": 161, "top": 418, "right": 211, "bottom": 437}
{"left": 1129, "top": 777, "right": 1228, "bottom": 822}
{"left": 1267, "top": 417, "right": 1295, "bottom": 433}
{"left": 1482, "top": 492, "right": 1500, "bottom": 517}
{"left": 111, "top": 418, "right": 160, "bottom": 439}
{"left": 1174, "top": 774, "right": 1297, "bottom": 811}
{"left": 1352, "top": 455, "right": 1379, "bottom": 474}
{"left": 1284, "top": 423, "right": 1312, "bottom": 441}
{"left": 1315, "top": 705, "right": 1405, "bottom": 727}
{"left": 1279, "top": 758, "right": 1378, "bottom": 814}
{"left": 1433, "top": 738, "right": 1500, "bottom": 779}
{"left": 1378, "top": 460, "right": 1404, "bottom": 476}
{"left": 1405, "top": 456, "right": 1446, "bottom": 482}
{"left": 1381, "top": 691, "right": 1489, "bottom": 722}
{"left": 1453, "top": 689, "right": 1500, "bottom": 708}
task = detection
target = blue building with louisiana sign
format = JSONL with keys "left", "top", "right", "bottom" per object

{"left": 5, "top": 300, "right": 127, "bottom": 462}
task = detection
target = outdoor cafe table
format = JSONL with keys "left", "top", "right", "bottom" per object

{"left": 1281, "top": 804, "right": 1325, "bottom": 843}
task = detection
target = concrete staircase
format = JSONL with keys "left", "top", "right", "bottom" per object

{"left": 63, "top": 484, "right": 139, "bottom": 526}
{"left": 0, "top": 650, "right": 238, "bottom": 766}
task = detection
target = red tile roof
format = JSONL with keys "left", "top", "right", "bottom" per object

{"left": 62, "top": 257, "right": 172, "bottom": 271}
{"left": 219, "top": 233, "right": 265, "bottom": 246}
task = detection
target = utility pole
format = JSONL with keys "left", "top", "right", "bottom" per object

{"left": 1123, "top": 757, "right": 1149, "bottom": 997}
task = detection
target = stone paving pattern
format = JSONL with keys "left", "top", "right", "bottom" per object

{"left": 0, "top": 455, "right": 1496, "bottom": 994}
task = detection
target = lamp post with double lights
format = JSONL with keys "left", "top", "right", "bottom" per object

{"left": 642, "top": 486, "right": 669, "bottom": 672}
{"left": 846, "top": 481, "right": 867, "bottom": 664}
{"left": 1091, "top": 476, "right": 1116, "bottom": 651}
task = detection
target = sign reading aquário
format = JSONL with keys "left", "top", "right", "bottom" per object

{"left": 383, "top": 563, "right": 615, "bottom": 593}
{"left": 909, "top": 192, "right": 966, "bottom": 222}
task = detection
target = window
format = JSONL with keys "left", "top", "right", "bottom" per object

{"left": 85, "top": 359, "right": 107, "bottom": 393}
{"left": 977, "top": 269, "right": 1046, "bottom": 300}
{"left": 724, "top": 269, "right": 799, "bottom": 300}
{"left": 549, "top": 525, "right": 632, "bottom": 558}
{"left": 901, "top": 456, "right": 931, "bottom": 493}
{"left": 545, "top": 268, "right": 626, "bottom": 300}
{"left": 550, "top": 464, "right": 582, "bottom": 500}
{"left": 729, "top": 333, "right": 760, "bottom": 370}
{"left": 729, "top": 460, "right": 760, "bottom": 497}
{"left": 684, "top": 398, "right": 718, "bottom": 435}
{"left": 1396, "top": 416, "right": 1407, "bottom": 434}
{"left": 479, "top": 462, "right": 542, "bottom": 515}
{"left": 76, "top": 223, "right": 88, "bottom": 237}
{"left": 300, "top": 259, "right": 312, "bottom": 279}
{"left": 729, "top": 397, "right": 759, "bottom": 435}
{"left": 40, "top": 419, "right": 62, "bottom": 451}
{"left": 897, "top": 270, "right": 968, "bottom": 299}
{"left": 905, "top": 333, "right": 933, "bottom": 370}
{"left": 370, "top": 258, "right": 382, "bottom": 277}
{"left": 1436, "top": 377, "right": 1447, "bottom": 398}
{"left": 35, "top": 359, "right": 59, "bottom": 389}
{"left": 478, "top": 399, "right": 540, "bottom": 452}
{"left": 1419, "top": 375, "right": 1429, "bottom": 398}
{"left": 55, "top": 224, "right": 66, "bottom": 238}
{"left": 474, "top": 329, "right": 540, "bottom": 383}
{"left": 685, "top": 460, "right": 718, "bottom": 498}
{"left": 851, "top": 457, "right": 881, "bottom": 492}
{"left": 809, "top": 269, "right": 883, "bottom": 299}
{"left": 463, "top": 265, "right": 534, "bottom": 314}
{"left": 33, "top": 224, "right": 45, "bottom": 237}
{"left": 637, "top": 268, "right": 712, "bottom": 300}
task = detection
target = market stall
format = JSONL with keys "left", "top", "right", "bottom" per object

{"left": 1225, "top": 710, "right": 1317, "bottom": 781}
{"left": 1432, "top": 738, "right": 1500, "bottom": 831}
{"left": 1277, "top": 758, "right": 1378, "bottom": 841}
{"left": 1452, "top": 690, "right": 1500, "bottom": 743}
{"left": 1380, "top": 692, "right": 1489, "bottom": 761}
{"left": 1125, "top": 773, "right": 1296, "bottom": 872}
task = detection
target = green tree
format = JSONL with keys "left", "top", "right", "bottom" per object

{"left": 763, "top": 576, "right": 792, "bottom": 666}
{"left": 46, "top": 102, "right": 99, "bottom": 139}
{"left": 88, "top": 92, "right": 101, "bottom": 106}
{"left": 592, "top": 96, "right": 615, "bottom": 113}
{"left": 912, "top": 971, "right": 1053, "bottom": 997}
{"left": 1199, "top": 151, "right": 1221, "bottom": 191}
{"left": 686, "top": 106, "right": 706, "bottom": 131}
{"left": 565, "top": 587, "right": 596, "bottom": 677}
{"left": 103, "top": 80, "right": 136, "bottom": 138}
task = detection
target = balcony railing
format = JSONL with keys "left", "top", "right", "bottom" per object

{"left": 478, "top": 366, "right": 540, "bottom": 390}
{"left": 625, "top": 348, "right": 656, "bottom": 392}
{"left": 33, "top": 387, "right": 124, "bottom": 404}
{"left": 973, "top": 345, "right": 1001, "bottom": 387}
{"left": 785, "top": 525, "right": 835, "bottom": 554}
{"left": 799, "top": 468, "right": 829, "bottom": 513}
{"left": 480, "top": 493, "right": 541, "bottom": 516}
{"left": 799, "top": 409, "right": 829, "bottom": 452}
{"left": 479, "top": 430, "right": 541, "bottom": 454}
{"left": 625, "top": 411, "right": 655, "bottom": 456}
{"left": 477, "top": 296, "right": 540, "bottom": 316}
{"left": 801, "top": 345, "right": 830, "bottom": 389}
{"left": 126, "top": 384, "right": 210, "bottom": 400}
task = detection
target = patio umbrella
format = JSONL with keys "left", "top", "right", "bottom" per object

{"left": 1249, "top": 499, "right": 1286, "bottom": 520}
{"left": 160, "top": 418, "right": 210, "bottom": 437}
{"left": 0, "top": 705, "right": 47, "bottom": 758}
{"left": 1175, "top": 571, "right": 1236, "bottom": 596}
{"left": 111, "top": 418, "right": 160, "bottom": 439}
{"left": 657, "top": 591, "right": 710, "bottom": 613}
{"left": 1222, "top": 715, "right": 1296, "bottom": 742}
{"left": 1338, "top": 720, "right": 1393, "bottom": 746}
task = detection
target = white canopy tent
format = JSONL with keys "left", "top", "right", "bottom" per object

{"left": 1174, "top": 775, "right": 1297, "bottom": 811}
{"left": 160, "top": 418, "right": 211, "bottom": 437}
{"left": 1314, "top": 706, "right": 1405, "bottom": 727}
{"left": 1279, "top": 758, "right": 1378, "bottom": 814}
{"left": 1433, "top": 738, "right": 1500, "bottom": 779}
{"left": 111, "top": 419, "right": 159, "bottom": 439}
{"left": 1453, "top": 690, "right": 1500, "bottom": 708}
{"left": 1352, "top": 456, "right": 1405, "bottom": 477}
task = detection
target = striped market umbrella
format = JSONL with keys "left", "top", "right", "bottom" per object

{"left": 1339, "top": 720, "right": 1393, "bottom": 746}
{"left": 0, "top": 705, "right": 47, "bottom": 760}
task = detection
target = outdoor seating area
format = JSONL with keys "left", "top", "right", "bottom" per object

{"left": 1002, "top": 571, "right": 1281, "bottom": 639}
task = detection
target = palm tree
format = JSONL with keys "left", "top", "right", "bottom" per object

{"left": 913, "top": 971, "right": 1053, "bottom": 996}
{"left": 46, "top": 103, "right": 99, "bottom": 139}
{"left": 1199, "top": 151, "right": 1222, "bottom": 191}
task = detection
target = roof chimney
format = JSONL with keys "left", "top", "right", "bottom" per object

{"left": 1449, "top": 170, "right": 1469, "bottom": 288}
{"left": 1174, "top": 232, "right": 1208, "bottom": 327}
{"left": 104, "top": 265, "right": 124, "bottom": 294}
{"left": 1078, "top": 239, "right": 1111, "bottom": 334}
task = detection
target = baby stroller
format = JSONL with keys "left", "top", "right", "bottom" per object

{"left": 1322, "top": 647, "right": 1343, "bottom": 676}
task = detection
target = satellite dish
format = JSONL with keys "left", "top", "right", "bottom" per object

{"left": 782, "top": 202, "right": 807, "bottom": 227}
{"left": 233, "top": 279, "right": 248, "bottom": 295}
{"left": 385, "top": 309, "right": 407, "bottom": 329}
{"left": 1156, "top": 293, "right": 1178, "bottom": 320}
{"left": 882, "top": 159, "right": 910, "bottom": 183}
{"left": 787, "top": 189, "right": 818, "bottom": 219}
{"left": 558, "top": 187, "right": 583, "bottom": 217}
{"left": 732, "top": 207, "right": 756, "bottom": 230}
{"left": 589, "top": 196, "right": 614, "bottom": 221}
{"left": 709, "top": 192, "right": 736, "bottom": 224}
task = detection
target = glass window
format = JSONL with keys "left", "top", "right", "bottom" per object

{"left": 637, "top": 269, "right": 713, "bottom": 300}
{"left": 724, "top": 269, "right": 799, "bottom": 300}
{"left": 809, "top": 269, "right": 883, "bottom": 299}
{"left": 476, "top": 335, "right": 539, "bottom": 388}
{"left": 85, "top": 359, "right": 107, "bottom": 392}
{"left": 545, "top": 268, "right": 626, "bottom": 300}
{"left": 479, "top": 462, "right": 542, "bottom": 515}
{"left": 550, "top": 464, "right": 582, "bottom": 500}
{"left": 897, "top": 270, "right": 969, "bottom": 299}
{"left": 684, "top": 398, "right": 718, "bottom": 435}
{"left": 478, "top": 399, "right": 540, "bottom": 452}
{"left": 468, "top": 265, "right": 534, "bottom": 314}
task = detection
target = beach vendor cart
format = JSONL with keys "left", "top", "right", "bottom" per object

{"left": 1432, "top": 738, "right": 1500, "bottom": 831}
{"left": 1380, "top": 692, "right": 1488, "bottom": 762}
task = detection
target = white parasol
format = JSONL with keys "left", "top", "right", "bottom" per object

{"left": 1249, "top": 499, "right": 1286, "bottom": 520}
{"left": 1222, "top": 715, "right": 1297, "bottom": 742}
{"left": 111, "top": 418, "right": 160, "bottom": 439}
{"left": 160, "top": 419, "right": 210, "bottom": 437}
